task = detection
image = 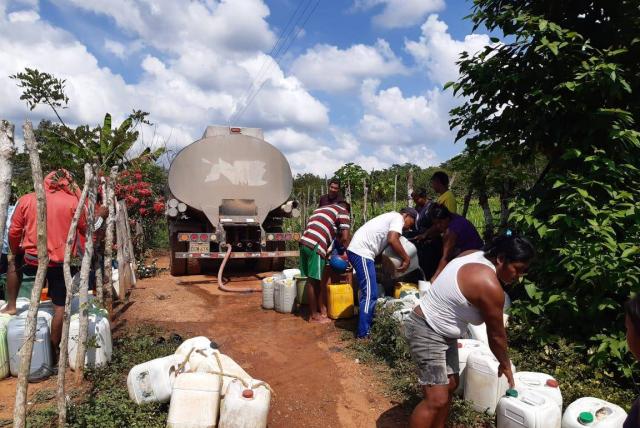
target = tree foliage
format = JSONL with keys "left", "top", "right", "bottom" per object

{"left": 450, "top": 0, "right": 640, "bottom": 377}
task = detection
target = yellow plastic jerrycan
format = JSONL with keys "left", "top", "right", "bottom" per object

{"left": 393, "top": 282, "right": 418, "bottom": 299}
{"left": 327, "top": 283, "right": 354, "bottom": 319}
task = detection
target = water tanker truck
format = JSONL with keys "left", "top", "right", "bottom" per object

{"left": 166, "top": 125, "right": 300, "bottom": 276}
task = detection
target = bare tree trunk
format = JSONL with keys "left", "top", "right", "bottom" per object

{"left": 499, "top": 180, "right": 512, "bottom": 229}
{"left": 345, "top": 179, "right": 352, "bottom": 222}
{"left": 362, "top": 178, "right": 368, "bottom": 223}
{"left": 0, "top": 120, "right": 15, "bottom": 241}
{"left": 461, "top": 188, "right": 473, "bottom": 218}
{"left": 478, "top": 189, "right": 494, "bottom": 240}
{"left": 57, "top": 163, "right": 91, "bottom": 427}
{"left": 393, "top": 174, "right": 397, "bottom": 211}
{"left": 74, "top": 166, "right": 97, "bottom": 381}
{"left": 13, "top": 121, "right": 49, "bottom": 428}
{"left": 103, "top": 166, "right": 118, "bottom": 316}
{"left": 407, "top": 168, "right": 414, "bottom": 207}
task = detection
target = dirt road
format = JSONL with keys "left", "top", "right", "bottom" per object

{"left": 121, "top": 257, "right": 408, "bottom": 427}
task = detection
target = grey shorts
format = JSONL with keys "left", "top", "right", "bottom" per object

{"left": 403, "top": 310, "right": 459, "bottom": 386}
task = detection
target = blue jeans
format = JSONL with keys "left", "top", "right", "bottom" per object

{"left": 347, "top": 251, "right": 377, "bottom": 338}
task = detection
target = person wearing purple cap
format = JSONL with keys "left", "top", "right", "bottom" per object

{"left": 347, "top": 208, "right": 417, "bottom": 337}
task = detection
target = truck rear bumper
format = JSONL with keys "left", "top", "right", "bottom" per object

{"left": 174, "top": 250, "right": 299, "bottom": 259}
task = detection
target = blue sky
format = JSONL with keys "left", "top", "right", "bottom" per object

{"left": 0, "top": 0, "right": 492, "bottom": 175}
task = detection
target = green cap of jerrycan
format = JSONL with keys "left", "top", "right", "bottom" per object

{"left": 578, "top": 411, "right": 594, "bottom": 425}
{"left": 505, "top": 389, "right": 518, "bottom": 398}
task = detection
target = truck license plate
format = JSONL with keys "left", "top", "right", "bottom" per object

{"left": 189, "top": 242, "right": 209, "bottom": 253}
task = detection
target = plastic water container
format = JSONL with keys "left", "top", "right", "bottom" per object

{"left": 514, "top": 372, "right": 562, "bottom": 411}
{"left": 561, "top": 397, "right": 627, "bottom": 428}
{"left": 327, "top": 283, "right": 354, "bottom": 319}
{"left": 393, "top": 282, "right": 418, "bottom": 299}
{"left": 190, "top": 348, "right": 253, "bottom": 393}
{"left": 0, "top": 314, "right": 11, "bottom": 379}
{"left": 497, "top": 388, "right": 561, "bottom": 428}
{"left": 455, "top": 339, "right": 491, "bottom": 396}
{"left": 464, "top": 350, "right": 516, "bottom": 415}
{"left": 294, "top": 275, "right": 308, "bottom": 305}
{"left": 282, "top": 268, "right": 300, "bottom": 279}
{"left": 261, "top": 277, "right": 276, "bottom": 310}
{"left": 382, "top": 236, "right": 420, "bottom": 277}
{"left": 127, "top": 354, "right": 189, "bottom": 404}
{"left": 175, "top": 336, "right": 212, "bottom": 358}
{"left": 7, "top": 316, "right": 54, "bottom": 381}
{"left": 70, "top": 294, "right": 96, "bottom": 315}
{"left": 273, "top": 278, "right": 296, "bottom": 313}
{"left": 219, "top": 378, "right": 271, "bottom": 428}
{"left": 68, "top": 310, "right": 112, "bottom": 370}
{"left": 418, "top": 280, "right": 431, "bottom": 298}
{"left": 167, "top": 372, "right": 222, "bottom": 428}
{"left": 17, "top": 302, "right": 55, "bottom": 330}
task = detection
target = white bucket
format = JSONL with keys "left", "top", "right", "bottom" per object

{"left": 561, "top": 397, "right": 627, "bottom": 428}
{"left": 464, "top": 350, "right": 516, "bottom": 415}
{"left": 497, "top": 388, "right": 561, "bottom": 428}
{"left": 167, "top": 372, "right": 222, "bottom": 428}
{"left": 127, "top": 354, "right": 188, "bottom": 404}
{"left": 514, "top": 371, "right": 562, "bottom": 412}
{"left": 455, "top": 339, "right": 490, "bottom": 396}
{"left": 282, "top": 269, "right": 300, "bottom": 279}
{"left": 219, "top": 378, "right": 271, "bottom": 428}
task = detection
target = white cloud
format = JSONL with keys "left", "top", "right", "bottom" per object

{"left": 0, "top": 0, "right": 328, "bottom": 160}
{"left": 352, "top": 0, "right": 445, "bottom": 29}
{"left": 7, "top": 9, "right": 38, "bottom": 22}
{"left": 405, "top": 14, "right": 490, "bottom": 86}
{"left": 290, "top": 39, "right": 406, "bottom": 92}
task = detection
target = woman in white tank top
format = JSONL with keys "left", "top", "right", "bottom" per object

{"left": 403, "top": 234, "right": 535, "bottom": 428}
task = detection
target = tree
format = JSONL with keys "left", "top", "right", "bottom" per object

{"left": 449, "top": 0, "right": 640, "bottom": 377}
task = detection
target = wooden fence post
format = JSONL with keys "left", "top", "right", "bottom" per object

{"left": 407, "top": 168, "right": 414, "bottom": 208}
{"left": 13, "top": 121, "right": 49, "bottom": 428}
{"left": 103, "top": 166, "right": 118, "bottom": 316}
{"left": 0, "top": 120, "right": 15, "bottom": 242}
{"left": 74, "top": 165, "right": 97, "bottom": 381}
{"left": 362, "top": 178, "right": 368, "bottom": 223}
{"left": 57, "top": 163, "right": 92, "bottom": 427}
{"left": 393, "top": 174, "right": 397, "bottom": 211}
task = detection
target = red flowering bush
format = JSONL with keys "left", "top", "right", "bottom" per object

{"left": 116, "top": 169, "right": 165, "bottom": 221}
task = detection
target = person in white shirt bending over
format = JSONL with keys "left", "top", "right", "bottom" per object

{"left": 403, "top": 232, "right": 535, "bottom": 428}
{"left": 347, "top": 208, "right": 417, "bottom": 338}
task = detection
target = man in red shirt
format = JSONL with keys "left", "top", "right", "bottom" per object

{"left": 5, "top": 169, "right": 86, "bottom": 359}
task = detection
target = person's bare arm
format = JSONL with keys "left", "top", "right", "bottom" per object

{"left": 430, "top": 229, "right": 457, "bottom": 282}
{"left": 339, "top": 228, "right": 350, "bottom": 249}
{"left": 460, "top": 264, "right": 513, "bottom": 387}
{"left": 387, "top": 231, "right": 410, "bottom": 272}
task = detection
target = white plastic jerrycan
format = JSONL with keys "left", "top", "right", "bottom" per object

{"left": 455, "top": 339, "right": 490, "bottom": 396}
{"left": 0, "top": 313, "right": 12, "bottom": 379}
{"left": 175, "top": 336, "right": 212, "bottom": 358}
{"left": 219, "top": 378, "right": 271, "bottom": 428}
{"left": 497, "top": 388, "right": 561, "bottom": 428}
{"left": 127, "top": 354, "right": 190, "bottom": 404}
{"left": 464, "top": 349, "right": 516, "bottom": 415}
{"left": 561, "top": 397, "right": 627, "bottom": 428}
{"left": 514, "top": 371, "right": 562, "bottom": 412}
{"left": 167, "top": 372, "right": 222, "bottom": 428}
{"left": 192, "top": 349, "right": 253, "bottom": 393}
{"left": 68, "top": 309, "right": 112, "bottom": 370}
{"left": 261, "top": 277, "right": 276, "bottom": 310}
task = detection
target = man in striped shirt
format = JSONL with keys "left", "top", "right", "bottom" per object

{"left": 299, "top": 202, "right": 351, "bottom": 323}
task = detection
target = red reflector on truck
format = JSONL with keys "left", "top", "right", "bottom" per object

{"left": 230, "top": 127, "right": 241, "bottom": 133}
{"left": 190, "top": 234, "right": 198, "bottom": 241}
{"left": 200, "top": 234, "right": 208, "bottom": 242}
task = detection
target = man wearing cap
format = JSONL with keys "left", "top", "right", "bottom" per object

{"left": 347, "top": 208, "right": 417, "bottom": 338}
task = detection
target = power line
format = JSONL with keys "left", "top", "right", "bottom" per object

{"left": 230, "top": 0, "right": 321, "bottom": 125}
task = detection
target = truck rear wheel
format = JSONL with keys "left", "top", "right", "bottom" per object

{"left": 169, "top": 233, "right": 187, "bottom": 276}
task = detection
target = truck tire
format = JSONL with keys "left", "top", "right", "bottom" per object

{"left": 169, "top": 233, "right": 187, "bottom": 276}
